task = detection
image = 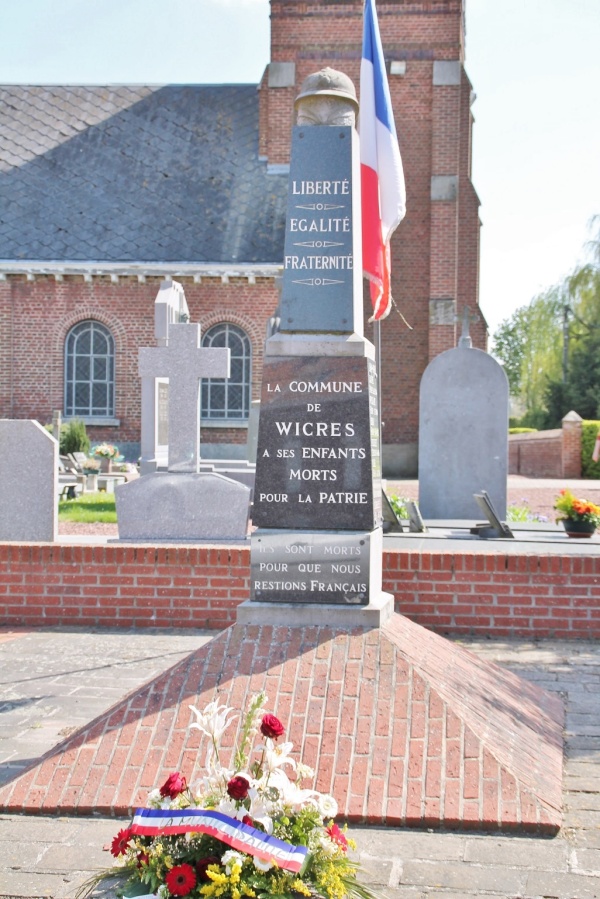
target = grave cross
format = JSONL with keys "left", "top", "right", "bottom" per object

{"left": 138, "top": 323, "right": 230, "bottom": 472}
{"left": 457, "top": 306, "right": 480, "bottom": 348}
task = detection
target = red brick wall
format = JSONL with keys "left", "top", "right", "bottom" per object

{"left": 1, "top": 542, "right": 598, "bottom": 639}
{"left": 0, "top": 275, "right": 279, "bottom": 453}
{"left": 267, "top": 0, "right": 482, "bottom": 449}
{"left": 1, "top": 1, "right": 482, "bottom": 468}
{"left": 509, "top": 416, "right": 582, "bottom": 479}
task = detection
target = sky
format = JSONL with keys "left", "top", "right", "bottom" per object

{"left": 2, "top": 0, "right": 599, "bottom": 337}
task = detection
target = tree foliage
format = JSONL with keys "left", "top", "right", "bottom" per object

{"left": 492, "top": 290, "right": 563, "bottom": 423}
{"left": 492, "top": 216, "right": 600, "bottom": 428}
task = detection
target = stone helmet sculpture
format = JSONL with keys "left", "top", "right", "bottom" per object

{"left": 294, "top": 67, "right": 359, "bottom": 127}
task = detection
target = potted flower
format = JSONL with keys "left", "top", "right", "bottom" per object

{"left": 92, "top": 443, "right": 120, "bottom": 473}
{"left": 79, "top": 693, "right": 378, "bottom": 899}
{"left": 554, "top": 489, "right": 600, "bottom": 538}
{"left": 82, "top": 457, "right": 101, "bottom": 475}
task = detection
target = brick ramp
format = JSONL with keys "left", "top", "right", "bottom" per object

{"left": 0, "top": 615, "right": 563, "bottom": 831}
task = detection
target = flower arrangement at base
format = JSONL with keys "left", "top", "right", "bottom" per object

{"left": 92, "top": 443, "right": 120, "bottom": 460}
{"left": 79, "top": 694, "right": 379, "bottom": 899}
{"left": 554, "top": 489, "right": 600, "bottom": 528}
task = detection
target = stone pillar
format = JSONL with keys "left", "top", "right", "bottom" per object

{"left": 562, "top": 410, "right": 582, "bottom": 479}
{"left": 242, "top": 68, "right": 392, "bottom": 626}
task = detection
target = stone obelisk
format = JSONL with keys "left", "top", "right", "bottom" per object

{"left": 240, "top": 68, "right": 391, "bottom": 625}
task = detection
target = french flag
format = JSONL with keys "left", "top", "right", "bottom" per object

{"left": 360, "top": 0, "right": 406, "bottom": 321}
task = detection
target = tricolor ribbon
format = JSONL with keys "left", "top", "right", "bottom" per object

{"left": 130, "top": 808, "right": 308, "bottom": 873}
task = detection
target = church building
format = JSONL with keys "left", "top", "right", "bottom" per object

{"left": 0, "top": 0, "right": 485, "bottom": 474}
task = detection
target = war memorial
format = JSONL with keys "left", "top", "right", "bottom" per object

{"left": 0, "top": 66, "right": 566, "bottom": 854}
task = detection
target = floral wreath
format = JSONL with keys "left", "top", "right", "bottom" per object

{"left": 80, "top": 694, "right": 378, "bottom": 899}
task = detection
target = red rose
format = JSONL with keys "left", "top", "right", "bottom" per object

{"left": 137, "top": 851, "right": 150, "bottom": 868}
{"left": 260, "top": 713, "right": 285, "bottom": 739}
{"left": 242, "top": 815, "right": 254, "bottom": 827}
{"left": 196, "top": 856, "right": 221, "bottom": 882}
{"left": 165, "top": 863, "right": 197, "bottom": 897}
{"left": 227, "top": 775, "right": 250, "bottom": 800}
{"left": 326, "top": 823, "right": 348, "bottom": 851}
{"left": 110, "top": 826, "right": 133, "bottom": 857}
{"left": 159, "top": 771, "right": 187, "bottom": 799}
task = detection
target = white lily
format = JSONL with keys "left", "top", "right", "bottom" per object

{"left": 247, "top": 789, "right": 274, "bottom": 834}
{"left": 217, "top": 797, "right": 246, "bottom": 820}
{"left": 263, "top": 738, "right": 296, "bottom": 772}
{"left": 189, "top": 701, "right": 237, "bottom": 741}
{"left": 266, "top": 769, "right": 319, "bottom": 812}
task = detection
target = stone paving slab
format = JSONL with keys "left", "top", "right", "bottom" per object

{"left": 0, "top": 628, "right": 210, "bottom": 787}
{"left": 0, "top": 632, "right": 599, "bottom": 898}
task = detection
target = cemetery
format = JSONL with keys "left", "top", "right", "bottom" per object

{"left": 0, "top": 58, "right": 585, "bottom": 844}
{"left": 0, "top": 2, "right": 599, "bottom": 896}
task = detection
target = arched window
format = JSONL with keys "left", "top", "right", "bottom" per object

{"left": 201, "top": 323, "right": 251, "bottom": 421}
{"left": 64, "top": 320, "right": 115, "bottom": 418}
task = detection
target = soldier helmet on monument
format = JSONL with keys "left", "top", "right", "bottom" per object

{"left": 294, "top": 67, "right": 359, "bottom": 127}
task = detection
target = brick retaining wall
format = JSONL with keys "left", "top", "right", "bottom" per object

{"left": 509, "top": 412, "right": 583, "bottom": 478}
{"left": 1, "top": 542, "right": 599, "bottom": 638}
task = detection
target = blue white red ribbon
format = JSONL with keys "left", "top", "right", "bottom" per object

{"left": 130, "top": 808, "right": 308, "bottom": 873}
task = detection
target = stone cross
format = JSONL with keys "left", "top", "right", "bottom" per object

{"left": 457, "top": 306, "right": 480, "bottom": 348}
{"left": 138, "top": 323, "right": 230, "bottom": 472}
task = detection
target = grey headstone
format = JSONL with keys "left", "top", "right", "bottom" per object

{"left": 115, "top": 472, "right": 250, "bottom": 541}
{"left": 280, "top": 125, "right": 362, "bottom": 335}
{"left": 0, "top": 420, "right": 57, "bottom": 541}
{"left": 418, "top": 346, "right": 509, "bottom": 519}
{"left": 251, "top": 529, "right": 381, "bottom": 606}
{"left": 252, "top": 355, "right": 382, "bottom": 530}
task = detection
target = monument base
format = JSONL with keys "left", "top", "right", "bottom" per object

{"left": 115, "top": 472, "right": 250, "bottom": 541}
{"left": 238, "top": 591, "right": 393, "bottom": 627}
{"left": 0, "top": 611, "right": 564, "bottom": 834}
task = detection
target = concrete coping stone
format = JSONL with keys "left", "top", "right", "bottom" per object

{"left": 235, "top": 591, "right": 394, "bottom": 628}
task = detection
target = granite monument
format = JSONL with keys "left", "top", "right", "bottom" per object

{"left": 419, "top": 308, "right": 509, "bottom": 519}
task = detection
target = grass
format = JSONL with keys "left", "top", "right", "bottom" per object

{"left": 58, "top": 492, "right": 117, "bottom": 523}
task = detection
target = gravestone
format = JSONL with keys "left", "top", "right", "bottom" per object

{"left": 0, "top": 420, "right": 57, "bottom": 541}
{"left": 418, "top": 309, "right": 509, "bottom": 519}
{"left": 139, "top": 279, "right": 189, "bottom": 475}
{"left": 116, "top": 317, "right": 251, "bottom": 541}
{"left": 240, "top": 68, "right": 392, "bottom": 621}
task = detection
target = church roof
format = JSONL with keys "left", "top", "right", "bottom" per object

{"left": 0, "top": 85, "right": 288, "bottom": 265}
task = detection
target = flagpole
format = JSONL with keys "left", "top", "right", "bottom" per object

{"left": 374, "top": 319, "right": 383, "bottom": 457}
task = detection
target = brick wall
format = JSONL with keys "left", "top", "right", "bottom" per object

{"left": 0, "top": 1, "right": 482, "bottom": 473}
{"left": 509, "top": 413, "right": 583, "bottom": 478}
{"left": 267, "top": 0, "right": 482, "bottom": 453}
{"left": 0, "top": 275, "right": 279, "bottom": 454}
{"left": 1, "top": 542, "right": 598, "bottom": 638}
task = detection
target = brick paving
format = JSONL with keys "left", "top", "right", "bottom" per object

{"left": 0, "top": 617, "right": 563, "bottom": 832}
{"left": 0, "top": 630, "right": 599, "bottom": 898}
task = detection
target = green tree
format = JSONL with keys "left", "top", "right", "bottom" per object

{"left": 544, "top": 221, "right": 600, "bottom": 425}
{"left": 492, "top": 290, "right": 563, "bottom": 423}
{"left": 493, "top": 216, "right": 600, "bottom": 428}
